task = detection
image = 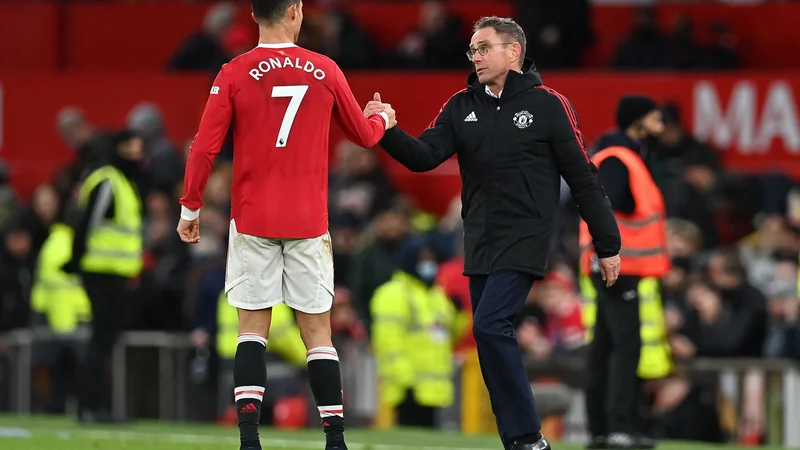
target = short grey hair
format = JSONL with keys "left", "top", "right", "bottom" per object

{"left": 473, "top": 16, "right": 527, "bottom": 58}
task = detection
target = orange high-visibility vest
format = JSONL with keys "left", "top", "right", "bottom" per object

{"left": 579, "top": 146, "right": 670, "bottom": 278}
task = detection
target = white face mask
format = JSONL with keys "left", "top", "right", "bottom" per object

{"left": 416, "top": 260, "right": 439, "bottom": 283}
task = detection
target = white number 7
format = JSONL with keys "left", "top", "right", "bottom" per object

{"left": 271, "top": 85, "right": 309, "bottom": 148}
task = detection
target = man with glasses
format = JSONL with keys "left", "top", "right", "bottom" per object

{"left": 365, "top": 16, "right": 621, "bottom": 450}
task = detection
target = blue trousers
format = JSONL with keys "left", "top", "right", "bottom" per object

{"left": 469, "top": 271, "right": 541, "bottom": 448}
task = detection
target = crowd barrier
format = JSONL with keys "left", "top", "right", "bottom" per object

{"left": 1, "top": 329, "right": 798, "bottom": 447}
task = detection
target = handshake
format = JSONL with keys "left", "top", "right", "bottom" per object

{"left": 363, "top": 92, "right": 398, "bottom": 129}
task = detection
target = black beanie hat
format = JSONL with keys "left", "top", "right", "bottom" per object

{"left": 616, "top": 95, "right": 658, "bottom": 131}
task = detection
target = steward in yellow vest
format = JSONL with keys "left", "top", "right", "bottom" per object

{"left": 62, "top": 130, "right": 145, "bottom": 421}
{"left": 370, "top": 236, "right": 468, "bottom": 428}
{"left": 31, "top": 223, "right": 92, "bottom": 334}
{"left": 31, "top": 221, "right": 92, "bottom": 414}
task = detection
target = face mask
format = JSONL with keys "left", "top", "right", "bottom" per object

{"left": 416, "top": 260, "right": 439, "bottom": 284}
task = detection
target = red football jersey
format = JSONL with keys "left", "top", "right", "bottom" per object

{"left": 180, "top": 43, "right": 388, "bottom": 239}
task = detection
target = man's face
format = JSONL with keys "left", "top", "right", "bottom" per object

{"left": 640, "top": 109, "right": 664, "bottom": 137}
{"left": 4, "top": 231, "right": 31, "bottom": 259}
{"left": 469, "top": 28, "right": 518, "bottom": 85}
{"left": 119, "top": 137, "right": 144, "bottom": 161}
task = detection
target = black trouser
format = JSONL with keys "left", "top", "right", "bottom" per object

{"left": 469, "top": 271, "right": 540, "bottom": 449}
{"left": 396, "top": 390, "right": 437, "bottom": 428}
{"left": 48, "top": 343, "right": 79, "bottom": 414}
{"left": 585, "top": 274, "right": 642, "bottom": 437}
{"left": 80, "top": 273, "right": 129, "bottom": 414}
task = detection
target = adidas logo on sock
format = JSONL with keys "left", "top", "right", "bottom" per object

{"left": 464, "top": 111, "right": 478, "bottom": 122}
{"left": 240, "top": 402, "right": 258, "bottom": 414}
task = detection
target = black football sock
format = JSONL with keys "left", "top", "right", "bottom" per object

{"left": 307, "top": 346, "right": 346, "bottom": 447}
{"left": 234, "top": 333, "right": 267, "bottom": 449}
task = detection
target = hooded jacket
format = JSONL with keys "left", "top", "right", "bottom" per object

{"left": 379, "top": 59, "right": 620, "bottom": 277}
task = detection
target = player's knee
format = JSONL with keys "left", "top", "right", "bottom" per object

{"left": 237, "top": 308, "right": 272, "bottom": 337}
{"left": 295, "top": 311, "right": 333, "bottom": 350}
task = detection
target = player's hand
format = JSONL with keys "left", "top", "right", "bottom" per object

{"left": 177, "top": 217, "right": 200, "bottom": 243}
{"left": 598, "top": 254, "right": 620, "bottom": 287}
{"left": 373, "top": 93, "right": 398, "bottom": 129}
{"left": 363, "top": 92, "right": 385, "bottom": 117}
{"left": 365, "top": 93, "right": 397, "bottom": 129}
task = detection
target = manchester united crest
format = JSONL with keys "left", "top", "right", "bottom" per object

{"left": 513, "top": 110, "right": 534, "bottom": 129}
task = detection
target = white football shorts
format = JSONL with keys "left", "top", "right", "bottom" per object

{"left": 224, "top": 219, "right": 334, "bottom": 314}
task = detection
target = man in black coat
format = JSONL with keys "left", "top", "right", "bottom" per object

{"left": 365, "top": 16, "right": 621, "bottom": 450}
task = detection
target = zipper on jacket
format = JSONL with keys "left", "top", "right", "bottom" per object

{"left": 485, "top": 98, "right": 501, "bottom": 271}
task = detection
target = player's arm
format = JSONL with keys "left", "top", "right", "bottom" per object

{"left": 331, "top": 64, "right": 389, "bottom": 149}
{"left": 179, "top": 64, "right": 235, "bottom": 220}
{"left": 378, "top": 94, "right": 458, "bottom": 173}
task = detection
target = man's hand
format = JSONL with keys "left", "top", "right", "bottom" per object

{"left": 177, "top": 217, "right": 200, "bottom": 243}
{"left": 598, "top": 254, "right": 620, "bottom": 287}
{"left": 364, "top": 93, "right": 397, "bottom": 129}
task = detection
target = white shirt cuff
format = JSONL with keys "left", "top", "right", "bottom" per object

{"left": 181, "top": 206, "right": 200, "bottom": 221}
{"left": 378, "top": 111, "right": 390, "bottom": 130}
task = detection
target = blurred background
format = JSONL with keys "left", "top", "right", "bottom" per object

{"left": 0, "top": 0, "right": 800, "bottom": 447}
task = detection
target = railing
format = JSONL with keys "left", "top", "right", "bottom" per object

{"left": 0, "top": 328, "right": 194, "bottom": 421}
{"left": 521, "top": 357, "right": 800, "bottom": 447}
{"left": 1, "top": 329, "right": 798, "bottom": 447}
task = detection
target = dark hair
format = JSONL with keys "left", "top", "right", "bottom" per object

{"left": 711, "top": 247, "right": 747, "bottom": 279}
{"left": 473, "top": 16, "right": 527, "bottom": 58}
{"left": 251, "top": 0, "right": 299, "bottom": 24}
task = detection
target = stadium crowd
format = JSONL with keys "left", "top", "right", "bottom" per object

{"left": 165, "top": 1, "right": 741, "bottom": 74}
{"left": 0, "top": 0, "right": 798, "bottom": 446}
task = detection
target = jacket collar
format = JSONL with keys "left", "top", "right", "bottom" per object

{"left": 467, "top": 58, "right": 543, "bottom": 99}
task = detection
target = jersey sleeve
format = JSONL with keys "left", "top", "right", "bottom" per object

{"left": 330, "top": 63, "right": 388, "bottom": 149}
{"left": 179, "top": 64, "right": 234, "bottom": 220}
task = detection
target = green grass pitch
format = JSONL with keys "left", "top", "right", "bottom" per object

{"left": 0, "top": 415, "right": 789, "bottom": 450}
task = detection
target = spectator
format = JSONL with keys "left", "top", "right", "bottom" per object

{"left": 653, "top": 103, "right": 720, "bottom": 236}
{"left": 127, "top": 103, "right": 185, "bottom": 195}
{"left": 701, "top": 21, "right": 739, "bottom": 70}
{"left": 693, "top": 250, "right": 767, "bottom": 357}
{"left": 516, "top": 0, "right": 592, "bottom": 69}
{"left": 348, "top": 209, "right": 410, "bottom": 330}
{"left": 0, "top": 160, "right": 19, "bottom": 226}
{"left": 613, "top": 7, "right": 669, "bottom": 70}
{"left": 137, "top": 191, "right": 189, "bottom": 331}
{"left": 330, "top": 287, "right": 367, "bottom": 346}
{"left": 330, "top": 141, "right": 397, "bottom": 221}
{"left": 167, "top": 2, "right": 236, "bottom": 73}
{"left": 740, "top": 215, "right": 798, "bottom": 292}
{"left": 20, "top": 184, "right": 61, "bottom": 256}
{"left": 313, "top": 9, "right": 380, "bottom": 69}
{"left": 54, "top": 107, "right": 110, "bottom": 197}
{"left": 0, "top": 216, "right": 34, "bottom": 332}
{"left": 390, "top": 0, "right": 469, "bottom": 69}
{"left": 667, "top": 16, "right": 701, "bottom": 70}
{"left": 762, "top": 251, "right": 799, "bottom": 359}
{"left": 329, "top": 212, "right": 364, "bottom": 287}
